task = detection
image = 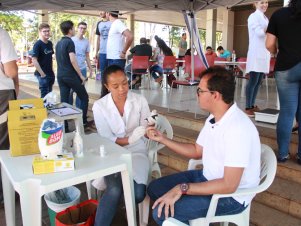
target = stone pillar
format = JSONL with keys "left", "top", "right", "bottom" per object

{"left": 38, "top": 10, "right": 49, "bottom": 25}
{"left": 221, "top": 8, "right": 234, "bottom": 51}
{"left": 206, "top": 9, "right": 217, "bottom": 50}
{"left": 126, "top": 14, "right": 135, "bottom": 48}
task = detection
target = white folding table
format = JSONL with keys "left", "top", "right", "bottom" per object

{"left": 0, "top": 134, "right": 137, "bottom": 226}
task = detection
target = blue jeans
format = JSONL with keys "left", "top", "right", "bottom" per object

{"left": 147, "top": 170, "right": 247, "bottom": 225}
{"left": 94, "top": 173, "right": 146, "bottom": 226}
{"left": 150, "top": 64, "right": 163, "bottom": 80}
{"left": 245, "top": 71, "right": 264, "bottom": 109}
{"left": 35, "top": 74, "right": 55, "bottom": 98}
{"left": 107, "top": 59, "right": 126, "bottom": 69}
{"left": 275, "top": 61, "right": 301, "bottom": 159}
{"left": 99, "top": 53, "right": 108, "bottom": 77}
{"left": 69, "top": 68, "right": 87, "bottom": 108}
{"left": 57, "top": 75, "right": 89, "bottom": 124}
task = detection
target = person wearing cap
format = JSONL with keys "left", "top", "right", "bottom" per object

{"left": 106, "top": 11, "right": 134, "bottom": 69}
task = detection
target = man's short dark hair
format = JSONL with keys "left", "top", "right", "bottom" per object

{"left": 140, "top": 37, "right": 147, "bottom": 44}
{"left": 146, "top": 38, "right": 150, "bottom": 44}
{"left": 60, "top": 20, "right": 74, "bottom": 35}
{"left": 78, "top": 21, "right": 87, "bottom": 27}
{"left": 109, "top": 11, "right": 119, "bottom": 18}
{"left": 217, "top": 46, "right": 224, "bottom": 51}
{"left": 182, "top": 33, "right": 186, "bottom": 37}
{"left": 200, "top": 66, "right": 235, "bottom": 104}
{"left": 206, "top": 46, "right": 213, "bottom": 50}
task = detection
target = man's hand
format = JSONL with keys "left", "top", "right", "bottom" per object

{"left": 146, "top": 127, "right": 164, "bottom": 142}
{"left": 41, "top": 73, "right": 46, "bottom": 78}
{"left": 81, "top": 76, "right": 88, "bottom": 85}
{"left": 152, "top": 185, "right": 182, "bottom": 219}
{"left": 120, "top": 52, "right": 126, "bottom": 59}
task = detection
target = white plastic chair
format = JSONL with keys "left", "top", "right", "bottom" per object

{"left": 162, "top": 144, "right": 277, "bottom": 226}
{"left": 139, "top": 114, "right": 174, "bottom": 226}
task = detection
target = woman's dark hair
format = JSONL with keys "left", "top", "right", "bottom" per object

{"left": 100, "top": 65, "right": 125, "bottom": 98}
{"left": 289, "top": 0, "right": 301, "bottom": 18}
{"left": 60, "top": 20, "right": 74, "bottom": 35}
{"left": 199, "top": 66, "right": 236, "bottom": 104}
{"left": 154, "top": 35, "right": 173, "bottom": 56}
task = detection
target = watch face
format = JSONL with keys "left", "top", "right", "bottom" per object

{"left": 180, "top": 183, "right": 189, "bottom": 193}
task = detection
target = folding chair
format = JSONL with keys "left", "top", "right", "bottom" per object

{"left": 131, "top": 55, "right": 151, "bottom": 89}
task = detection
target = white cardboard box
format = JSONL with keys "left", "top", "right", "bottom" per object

{"left": 254, "top": 108, "right": 280, "bottom": 124}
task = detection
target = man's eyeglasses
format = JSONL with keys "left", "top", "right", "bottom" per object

{"left": 196, "top": 87, "right": 215, "bottom": 96}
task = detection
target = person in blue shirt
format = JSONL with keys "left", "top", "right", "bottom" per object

{"left": 217, "top": 46, "right": 231, "bottom": 61}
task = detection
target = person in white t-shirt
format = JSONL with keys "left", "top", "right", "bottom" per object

{"left": 106, "top": 11, "right": 133, "bottom": 69}
{"left": 70, "top": 21, "right": 92, "bottom": 109}
{"left": 146, "top": 66, "right": 261, "bottom": 225}
{"left": 0, "top": 26, "right": 18, "bottom": 206}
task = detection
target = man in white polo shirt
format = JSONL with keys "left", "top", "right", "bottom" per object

{"left": 106, "top": 11, "right": 133, "bottom": 69}
{"left": 146, "top": 66, "right": 261, "bottom": 225}
{"left": 0, "top": 26, "right": 18, "bottom": 206}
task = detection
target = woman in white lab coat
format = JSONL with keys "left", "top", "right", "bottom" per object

{"left": 92, "top": 65, "right": 150, "bottom": 226}
{"left": 245, "top": 0, "right": 270, "bottom": 117}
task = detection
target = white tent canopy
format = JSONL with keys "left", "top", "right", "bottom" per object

{"left": 0, "top": 0, "right": 256, "bottom": 12}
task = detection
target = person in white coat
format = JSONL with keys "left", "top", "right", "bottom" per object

{"left": 92, "top": 64, "right": 150, "bottom": 226}
{"left": 245, "top": 0, "right": 270, "bottom": 117}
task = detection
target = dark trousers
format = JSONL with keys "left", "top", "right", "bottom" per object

{"left": 35, "top": 74, "right": 55, "bottom": 98}
{"left": 57, "top": 76, "right": 89, "bottom": 124}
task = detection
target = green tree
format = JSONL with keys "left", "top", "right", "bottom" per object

{"left": 0, "top": 12, "right": 24, "bottom": 44}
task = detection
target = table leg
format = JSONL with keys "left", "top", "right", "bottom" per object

{"left": 120, "top": 154, "right": 137, "bottom": 226}
{"left": 19, "top": 180, "right": 42, "bottom": 226}
{"left": 2, "top": 166, "right": 15, "bottom": 226}
{"left": 121, "top": 169, "right": 137, "bottom": 226}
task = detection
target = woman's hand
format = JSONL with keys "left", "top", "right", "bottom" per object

{"left": 152, "top": 185, "right": 182, "bottom": 219}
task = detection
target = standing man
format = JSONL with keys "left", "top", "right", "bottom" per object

{"left": 95, "top": 11, "right": 112, "bottom": 77}
{"left": 32, "top": 23, "right": 55, "bottom": 98}
{"left": 177, "top": 33, "right": 187, "bottom": 76}
{"left": 106, "top": 11, "right": 134, "bottom": 69}
{"left": 71, "top": 22, "right": 92, "bottom": 108}
{"left": 0, "top": 27, "right": 18, "bottom": 206}
{"left": 55, "top": 21, "right": 91, "bottom": 129}
{"left": 146, "top": 66, "right": 261, "bottom": 225}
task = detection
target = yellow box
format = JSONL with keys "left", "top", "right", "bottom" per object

{"left": 32, "top": 153, "right": 75, "bottom": 174}
{"left": 8, "top": 98, "right": 47, "bottom": 156}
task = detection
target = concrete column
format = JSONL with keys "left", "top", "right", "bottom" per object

{"left": 38, "top": 10, "right": 49, "bottom": 25}
{"left": 126, "top": 14, "right": 135, "bottom": 48}
{"left": 206, "top": 9, "right": 217, "bottom": 50}
{"left": 221, "top": 8, "right": 234, "bottom": 51}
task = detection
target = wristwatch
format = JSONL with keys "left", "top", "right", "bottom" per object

{"left": 180, "top": 183, "right": 189, "bottom": 195}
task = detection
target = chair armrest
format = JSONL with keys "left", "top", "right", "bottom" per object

{"left": 163, "top": 218, "right": 189, "bottom": 226}
{"left": 206, "top": 187, "right": 258, "bottom": 218}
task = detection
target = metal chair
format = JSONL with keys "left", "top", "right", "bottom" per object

{"left": 139, "top": 114, "right": 174, "bottom": 226}
{"left": 168, "top": 55, "right": 205, "bottom": 118}
{"left": 162, "top": 144, "right": 277, "bottom": 226}
{"left": 162, "top": 56, "right": 177, "bottom": 88}
{"left": 131, "top": 55, "right": 151, "bottom": 89}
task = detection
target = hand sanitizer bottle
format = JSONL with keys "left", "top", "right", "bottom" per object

{"left": 232, "top": 50, "right": 236, "bottom": 62}
{"left": 74, "top": 131, "right": 83, "bottom": 157}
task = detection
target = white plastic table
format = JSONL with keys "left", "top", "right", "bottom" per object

{"left": 0, "top": 134, "right": 137, "bottom": 226}
{"left": 214, "top": 60, "right": 247, "bottom": 97}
